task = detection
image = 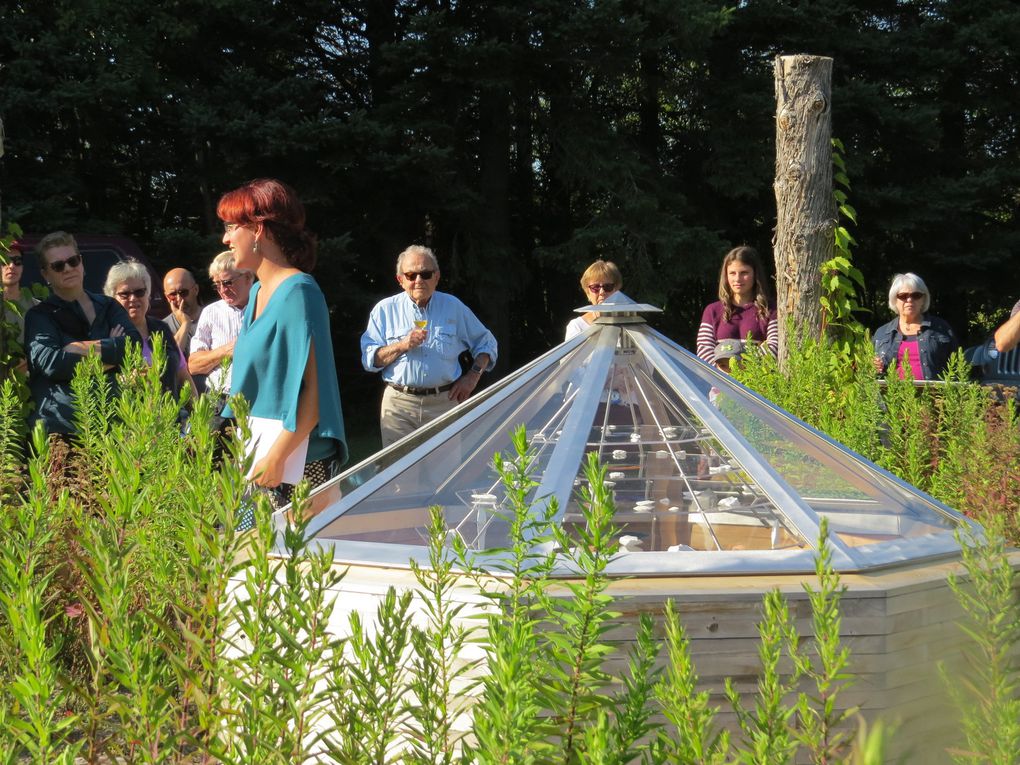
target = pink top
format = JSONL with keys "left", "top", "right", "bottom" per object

{"left": 896, "top": 337, "right": 923, "bottom": 380}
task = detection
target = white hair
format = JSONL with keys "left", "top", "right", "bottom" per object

{"left": 887, "top": 272, "right": 930, "bottom": 314}
{"left": 104, "top": 259, "right": 151, "bottom": 297}
{"left": 209, "top": 250, "right": 253, "bottom": 279}
{"left": 395, "top": 245, "right": 439, "bottom": 275}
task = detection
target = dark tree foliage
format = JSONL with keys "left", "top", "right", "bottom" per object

{"left": 2, "top": 0, "right": 1018, "bottom": 428}
{"left": 719, "top": 0, "right": 1020, "bottom": 333}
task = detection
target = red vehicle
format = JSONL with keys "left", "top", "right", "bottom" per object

{"left": 15, "top": 234, "right": 168, "bottom": 318}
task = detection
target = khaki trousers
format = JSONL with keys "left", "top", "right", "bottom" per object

{"left": 380, "top": 385, "right": 458, "bottom": 447}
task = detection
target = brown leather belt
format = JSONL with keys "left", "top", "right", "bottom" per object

{"left": 386, "top": 381, "right": 454, "bottom": 396}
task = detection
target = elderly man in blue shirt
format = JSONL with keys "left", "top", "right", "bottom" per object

{"left": 361, "top": 245, "right": 497, "bottom": 447}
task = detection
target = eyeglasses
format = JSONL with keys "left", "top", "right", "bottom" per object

{"left": 166, "top": 288, "right": 191, "bottom": 299}
{"left": 403, "top": 270, "right": 435, "bottom": 282}
{"left": 587, "top": 283, "right": 616, "bottom": 293}
{"left": 223, "top": 222, "right": 245, "bottom": 234}
{"left": 212, "top": 277, "right": 238, "bottom": 291}
{"left": 5, "top": 256, "right": 22, "bottom": 267}
{"left": 116, "top": 288, "right": 147, "bottom": 300}
{"left": 46, "top": 254, "right": 82, "bottom": 273}
{"left": 896, "top": 291, "right": 924, "bottom": 301}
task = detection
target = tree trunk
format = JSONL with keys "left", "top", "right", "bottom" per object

{"left": 773, "top": 54, "right": 835, "bottom": 366}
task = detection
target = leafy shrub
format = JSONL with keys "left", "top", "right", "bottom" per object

{"left": 0, "top": 336, "right": 1017, "bottom": 764}
{"left": 735, "top": 335, "right": 1020, "bottom": 544}
{"left": 942, "top": 517, "right": 1020, "bottom": 765}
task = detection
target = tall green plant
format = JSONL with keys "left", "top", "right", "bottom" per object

{"left": 0, "top": 378, "right": 27, "bottom": 514}
{"left": 216, "top": 488, "right": 345, "bottom": 765}
{"left": 725, "top": 588, "right": 802, "bottom": 765}
{"left": 734, "top": 334, "right": 884, "bottom": 460}
{"left": 73, "top": 435, "right": 179, "bottom": 763}
{"left": 820, "top": 139, "right": 869, "bottom": 355}
{"left": 652, "top": 599, "right": 729, "bottom": 764}
{"left": 62, "top": 341, "right": 244, "bottom": 763}
{"left": 324, "top": 587, "right": 413, "bottom": 765}
{"left": 469, "top": 434, "right": 663, "bottom": 764}
{"left": 0, "top": 427, "right": 81, "bottom": 764}
{"left": 405, "top": 505, "right": 479, "bottom": 765}
{"left": 927, "top": 355, "right": 996, "bottom": 510}
{"left": 942, "top": 519, "right": 1020, "bottom": 764}
{"left": 596, "top": 612, "right": 661, "bottom": 764}
{"left": 467, "top": 426, "right": 557, "bottom": 764}
{"left": 65, "top": 341, "right": 196, "bottom": 762}
{"left": 794, "top": 519, "right": 855, "bottom": 764}
{"left": 539, "top": 452, "right": 622, "bottom": 763}
{"left": 157, "top": 390, "right": 249, "bottom": 763}
{"left": 667, "top": 520, "right": 858, "bottom": 765}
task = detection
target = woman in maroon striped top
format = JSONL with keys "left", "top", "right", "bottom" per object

{"left": 696, "top": 246, "right": 778, "bottom": 367}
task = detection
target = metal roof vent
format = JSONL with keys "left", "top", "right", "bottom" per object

{"left": 578, "top": 291, "right": 663, "bottom": 324}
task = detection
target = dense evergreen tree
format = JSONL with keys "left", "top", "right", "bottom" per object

{"left": 1, "top": 0, "right": 1017, "bottom": 389}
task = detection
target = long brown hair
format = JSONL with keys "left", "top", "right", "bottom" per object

{"left": 717, "top": 245, "right": 771, "bottom": 321}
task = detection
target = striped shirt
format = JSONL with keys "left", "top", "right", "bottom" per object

{"left": 696, "top": 300, "right": 779, "bottom": 363}
{"left": 190, "top": 299, "right": 245, "bottom": 394}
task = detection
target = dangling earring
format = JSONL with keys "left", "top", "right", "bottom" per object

{"left": 253, "top": 240, "right": 260, "bottom": 254}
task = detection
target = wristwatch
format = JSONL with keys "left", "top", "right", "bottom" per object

{"left": 470, "top": 362, "right": 486, "bottom": 375}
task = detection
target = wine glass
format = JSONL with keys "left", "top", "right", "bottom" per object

{"left": 413, "top": 319, "right": 427, "bottom": 330}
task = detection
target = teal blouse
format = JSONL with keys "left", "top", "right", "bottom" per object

{"left": 226, "top": 274, "right": 347, "bottom": 465}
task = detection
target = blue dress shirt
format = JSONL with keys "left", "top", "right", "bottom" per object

{"left": 361, "top": 291, "right": 498, "bottom": 387}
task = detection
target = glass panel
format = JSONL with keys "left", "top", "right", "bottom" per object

{"left": 652, "top": 338, "right": 961, "bottom": 547}
{"left": 316, "top": 343, "right": 602, "bottom": 549}
{"left": 556, "top": 341, "right": 808, "bottom": 553}
{"left": 309, "top": 316, "right": 962, "bottom": 572}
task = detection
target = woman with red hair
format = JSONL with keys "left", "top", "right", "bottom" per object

{"left": 219, "top": 178, "right": 347, "bottom": 510}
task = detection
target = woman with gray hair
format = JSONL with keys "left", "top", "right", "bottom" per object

{"left": 105, "top": 259, "right": 195, "bottom": 398}
{"left": 873, "top": 272, "right": 958, "bottom": 380}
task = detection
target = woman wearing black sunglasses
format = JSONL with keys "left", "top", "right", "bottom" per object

{"left": 23, "top": 231, "right": 140, "bottom": 437}
{"left": 1, "top": 241, "right": 39, "bottom": 357}
{"left": 873, "top": 272, "right": 958, "bottom": 380}
{"left": 565, "top": 259, "right": 623, "bottom": 340}
{"left": 105, "top": 259, "right": 195, "bottom": 399}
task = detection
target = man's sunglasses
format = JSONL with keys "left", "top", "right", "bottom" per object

{"left": 5, "top": 256, "right": 22, "bottom": 267}
{"left": 587, "top": 283, "right": 616, "bottom": 293}
{"left": 403, "top": 270, "right": 435, "bottom": 282}
{"left": 116, "top": 288, "right": 147, "bottom": 300}
{"left": 896, "top": 291, "right": 924, "bottom": 301}
{"left": 46, "top": 254, "right": 82, "bottom": 273}
{"left": 212, "top": 278, "right": 239, "bottom": 291}
{"left": 166, "top": 288, "right": 191, "bottom": 299}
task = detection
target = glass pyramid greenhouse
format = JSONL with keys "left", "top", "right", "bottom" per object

{"left": 293, "top": 292, "right": 971, "bottom": 575}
